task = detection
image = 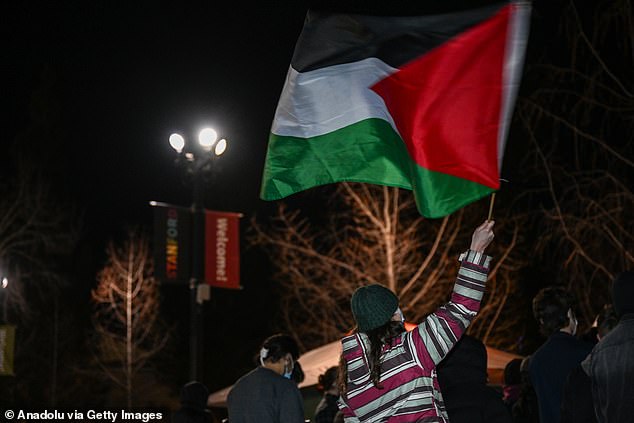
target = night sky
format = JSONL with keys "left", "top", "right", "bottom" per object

{"left": 5, "top": 1, "right": 325, "bottom": 394}
{"left": 5, "top": 0, "right": 560, "bottom": 401}
{"left": 7, "top": 2, "right": 313, "bottom": 238}
{"left": 6, "top": 1, "right": 515, "bottom": 237}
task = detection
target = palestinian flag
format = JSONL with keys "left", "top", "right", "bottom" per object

{"left": 260, "top": 1, "right": 531, "bottom": 218}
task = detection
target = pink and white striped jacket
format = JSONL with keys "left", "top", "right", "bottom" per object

{"left": 338, "top": 250, "right": 492, "bottom": 422}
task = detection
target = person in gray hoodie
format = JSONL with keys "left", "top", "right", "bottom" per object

{"left": 582, "top": 271, "right": 634, "bottom": 423}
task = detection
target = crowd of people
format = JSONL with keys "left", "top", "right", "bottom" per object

{"left": 203, "top": 221, "right": 632, "bottom": 422}
{"left": 498, "top": 271, "right": 634, "bottom": 423}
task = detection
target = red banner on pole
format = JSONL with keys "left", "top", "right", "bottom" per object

{"left": 205, "top": 211, "right": 242, "bottom": 289}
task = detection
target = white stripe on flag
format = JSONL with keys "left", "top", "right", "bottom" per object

{"left": 498, "top": 2, "right": 531, "bottom": 170}
{"left": 271, "top": 57, "right": 399, "bottom": 138}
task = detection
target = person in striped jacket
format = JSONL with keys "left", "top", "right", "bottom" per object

{"left": 337, "top": 220, "right": 495, "bottom": 422}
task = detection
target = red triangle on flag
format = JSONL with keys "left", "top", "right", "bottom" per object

{"left": 372, "top": 5, "right": 512, "bottom": 189}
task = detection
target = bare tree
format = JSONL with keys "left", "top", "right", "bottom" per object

{"left": 0, "top": 161, "right": 77, "bottom": 321}
{"left": 515, "top": 0, "right": 634, "bottom": 324}
{"left": 0, "top": 156, "right": 80, "bottom": 407}
{"left": 250, "top": 183, "right": 526, "bottom": 352}
{"left": 91, "top": 230, "right": 168, "bottom": 410}
{"left": 0, "top": 64, "right": 89, "bottom": 407}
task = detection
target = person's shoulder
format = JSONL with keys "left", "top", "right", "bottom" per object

{"left": 276, "top": 377, "right": 302, "bottom": 403}
{"left": 236, "top": 366, "right": 261, "bottom": 382}
{"left": 229, "top": 367, "right": 261, "bottom": 394}
{"left": 593, "top": 322, "right": 634, "bottom": 350}
{"left": 542, "top": 332, "right": 592, "bottom": 354}
{"left": 577, "top": 338, "right": 594, "bottom": 353}
{"left": 277, "top": 375, "right": 301, "bottom": 392}
{"left": 569, "top": 335, "right": 594, "bottom": 350}
{"left": 528, "top": 342, "right": 548, "bottom": 366}
{"left": 254, "top": 368, "right": 298, "bottom": 391}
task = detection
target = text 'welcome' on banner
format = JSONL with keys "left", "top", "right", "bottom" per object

{"left": 152, "top": 202, "right": 242, "bottom": 289}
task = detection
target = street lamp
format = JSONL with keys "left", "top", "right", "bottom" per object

{"left": 169, "top": 127, "right": 228, "bottom": 382}
{"left": 0, "top": 274, "right": 7, "bottom": 323}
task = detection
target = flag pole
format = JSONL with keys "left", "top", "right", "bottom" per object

{"left": 487, "top": 192, "right": 496, "bottom": 221}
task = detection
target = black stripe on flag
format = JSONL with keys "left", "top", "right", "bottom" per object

{"left": 291, "top": 2, "right": 507, "bottom": 72}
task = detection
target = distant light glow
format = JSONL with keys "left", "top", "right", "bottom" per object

{"left": 1, "top": 278, "right": 7, "bottom": 289}
{"left": 215, "top": 138, "right": 227, "bottom": 156}
{"left": 169, "top": 133, "right": 185, "bottom": 153}
{"left": 199, "top": 128, "right": 218, "bottom": 150}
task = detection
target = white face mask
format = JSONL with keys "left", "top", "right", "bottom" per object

{"left": 394, "top": 307, "right": 405, "bottom": 324}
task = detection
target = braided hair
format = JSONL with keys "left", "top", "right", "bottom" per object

{"left": 338, "top": 321, "right": 405, "bottom": 393}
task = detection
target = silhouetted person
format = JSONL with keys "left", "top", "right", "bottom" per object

{"left": 227, "top": 333, "right": 304, "bottom": 423}
{"left": 437, "top": 334, "right": 512, "bottom": 423}
{"left": 583, "top": 271, "right": 634, "bottom": 423}
{"left": 560, "top": 304, "right": 618, "bottom": 423}
{"left": 528, "top": 286, "right": 593, "bottom": 423}
{"left": 511, "top": 356, "right": 539, "bottom": 423}
{"left": 313, "top": 366, "right": 339, "bottom": 423}
{"left": 501, "top": 358, "right": 523, "bottom": 413}
{"left": 172, "top": 381, "right": 213, "bottom": 423}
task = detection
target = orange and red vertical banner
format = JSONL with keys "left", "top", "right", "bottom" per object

{"left": 204, "top": 211, "right": 242, "bottom": 289}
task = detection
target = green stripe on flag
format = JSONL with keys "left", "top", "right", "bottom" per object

{"left": 261, "top": 118, "right": 494, "bottom": 218}
{"left": 262, "top": 118, "right": 412, "bottom": 199}
{"left": 412, "top": 165, "right": 495, "bottom": 218}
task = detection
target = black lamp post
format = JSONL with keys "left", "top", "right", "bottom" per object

{"left": 169, "top": 129, "right": 228, "bottom": 381}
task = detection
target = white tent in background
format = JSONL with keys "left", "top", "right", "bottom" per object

{"left": 208, "top": 338, "right": 522, "bottom": 408}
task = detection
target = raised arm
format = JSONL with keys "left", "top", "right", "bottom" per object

{"left": 409, "top": 220, "right": 495, "bottom": 368}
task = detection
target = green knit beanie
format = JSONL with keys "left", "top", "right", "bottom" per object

{"left": 351, "top": 284, "right": 399, "bottom": 332}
